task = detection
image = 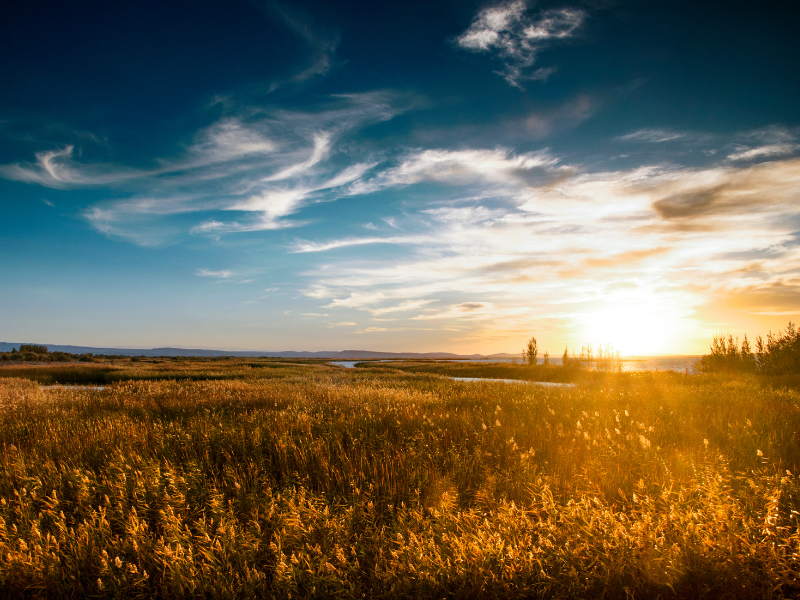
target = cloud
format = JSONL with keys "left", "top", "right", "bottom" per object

{"left": 0, "top": 116, "right": 285, "bottom": 191}
{"left": 1, "top": 91, "right": 406, "bottom": 244}
{"left": 618, "top": 129, "right": 685, "bottom": 143}
{"left": 50, "top": 93, "right": 403, "bottom": 243}
{"left": 0, "top": 146, "right": 145, "bottom": 188}
{"left": 348, "top": 147, "right": 562, "bottom": 196}
{"left": 196, "top": 268, "right": 236, "bottom": 279}
{"left": 650, "top": 159, "right": 800, "bottom": 221}
{"left": 370, "top": 299, "right": 437, "bottom": 316}
{"left": 292, "top": 235, "right": 428, "bottom": 253}
{"left": 727, "top": 144, "right": 799, "bottom": 161}
{"left": 411, "top": 302, "right": 498, "bottom": 321}
{"left": 296, "top": 152, "right": 800, "bottom": 350}
{"left": 184, "top": 119, "right": 277, "bottom": 165}
{"left": 524, "top": 94, "right": 596, "bottom": 138}
{"left": 456, "top": 0, "right": 586, "bottom": 88}
{"left": 259, "top": 132, "right": 330, "bottom": 183}
{"left": 262, "top": 0, "right": 341, "bottom": 91}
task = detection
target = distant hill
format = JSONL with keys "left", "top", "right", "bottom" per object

{"left": 0, "top": 342, "right": 518, "bottom": 360}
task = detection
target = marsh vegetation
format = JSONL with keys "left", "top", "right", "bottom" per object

{"left": 0, "top": 356, "right": 798, "bottom": 598}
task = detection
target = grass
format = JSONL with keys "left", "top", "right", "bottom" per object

{"left": 0, "top": 358, "right": 318, "bottom": 385}
{"left": 365, "top": 359, "right": 599, "bottom": 382}
{"left": 0, "top": 360, "right": 798, "bottom": 598}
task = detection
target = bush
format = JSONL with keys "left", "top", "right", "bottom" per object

{"left": 700, "top": 323, "right": 800, "bottom": 375}
{"left": 19, "top": 344, "right": 48, "bottom": 354}
{"left": 756, "top": 322, "right": 800, "bottom": 375}
{"left": 698, "top": 334, "right": 756, "bottom": 373}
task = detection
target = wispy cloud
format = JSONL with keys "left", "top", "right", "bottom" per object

{"left": 0, "top": 92, "right": 405, "bottom": 244}
{"left": 196, "top": 268, "right": 236, "bottom": 279}
{"left": 727, "top": 144, "right": 799, "bottom": 161}
{"left": 292, "top": 235, "right": 428, "bottom": 253}
{"left": 195, "top": 268, "right": 261, "bottom": 285}
{"left": 456, "top": 0, "right": 586, "bottom": 88}
{"left": 262, "top": 0, "right": 341, "bottom": 91}
{"left": 348, "top": 147, "right": 562, "bottom": 196}
{"left": 617, "top": 128, "right": 685, "bottom": 143}
{"left": 296, "top": 151, "right": 800, "bottom": 351}
{"left": 370, "top": 299, "right": 437, "bottom": 316}
{"left": 0, "top": 118, "right": 281, "bottom": 189}
{"left": 0, "top": 146, "right": 145, "bottom": 188}
{"left": 725, "top": 126, "right": 800, "bottom": 162}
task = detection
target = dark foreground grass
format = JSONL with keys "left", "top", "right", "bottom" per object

{"left": 0, "top": 364, "right": 798, "bottom": 598}
{"left": 0, "top": 359, "right": 317, "bottom": 385}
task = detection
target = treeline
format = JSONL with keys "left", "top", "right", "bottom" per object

{"left": 0, "top": 345, "right": 97, "bottom": 363}
{"left": 699, "top": 322, "right": 800, "bottom": 374}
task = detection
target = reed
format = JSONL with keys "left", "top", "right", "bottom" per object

{"left": 0, "top": 363, "right": 798, "bottom": 598}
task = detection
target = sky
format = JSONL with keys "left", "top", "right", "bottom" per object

{"left": 1, "top": 0, "right": 799, "bottom": 356}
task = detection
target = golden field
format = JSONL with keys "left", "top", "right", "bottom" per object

{"left": 0, "top": 358, "right": 798, "bottom": 598}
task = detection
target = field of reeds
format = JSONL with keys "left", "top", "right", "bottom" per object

{"left": 0, "top": 359, "right": 799, "bottom": 598}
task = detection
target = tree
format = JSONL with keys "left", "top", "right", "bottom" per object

{"left": 19, "top": 344, "right": 48, "bottom": 354}
{"left": 562, "top": 346, "right": 570, "bottom": 368}
{"left": 755, "top": 322, "right": 800, "bottom": 375}
{"left": 522, "top": 336, "right": 538, "bottom": 366}
{"left": 543, "top": 351, "right": 550, "bottom": 366}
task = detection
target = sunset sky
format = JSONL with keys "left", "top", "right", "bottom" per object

{"left": 1, "top": 0, "right": 798, "bottom": 355}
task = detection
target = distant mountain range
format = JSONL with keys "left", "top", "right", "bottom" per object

{"left": 0, "top": 342, "right": 517, "bottom": 360}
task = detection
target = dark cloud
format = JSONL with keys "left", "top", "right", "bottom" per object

{"left": 458, "top": 302, "right": 486, "bottom": 311}
{"left": 653, "top": 184, "right": 730, "bottom": 219}
{"left": 653, "top": 158, "right": 800, "bottom": 221}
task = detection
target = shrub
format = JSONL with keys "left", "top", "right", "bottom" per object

{"left": 756, "top": 322, "right": 800, "bottom": 375}
{"left": 19, "top": 344, "right": 48, "bottom": 354}
{"left": 698, "top": 334, "right": 756, "bottom": 373}
{"left": 700, "top": 323, "right": 800, "bottom": 375}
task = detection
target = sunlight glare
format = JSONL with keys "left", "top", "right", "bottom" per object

{"left": 581, "top": 304, "right": 678, "bottom": 356}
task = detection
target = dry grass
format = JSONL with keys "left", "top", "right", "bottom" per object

{"left": 0, "top": 363, "right": 798, "bottom": 598}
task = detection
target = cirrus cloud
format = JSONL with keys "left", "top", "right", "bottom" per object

{"left": 456, "top": 0, "right": 586, "bottom": 88}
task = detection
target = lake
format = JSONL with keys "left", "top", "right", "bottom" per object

{"left": 330, "top": 356, "right": 702, "bottom": 373}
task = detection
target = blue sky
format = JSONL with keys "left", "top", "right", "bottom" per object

{"left": 1, "top": 0, "right": 799, "bottom": 355}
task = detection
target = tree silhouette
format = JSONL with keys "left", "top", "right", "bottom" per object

{"left": 522, "top": 337, "right": 538, "bottom": 366}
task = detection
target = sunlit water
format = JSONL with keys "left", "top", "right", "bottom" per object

{"left": 329, "top": 361, "right": 362, "bottom": 368}
{"left": 330, "top": 356, "right": 702, "bottom": 373}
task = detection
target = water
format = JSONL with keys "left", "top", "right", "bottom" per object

{"left": 331, "top": 356, "right": 702, "bottom": 373}
{"left": 451, "top": 377, "right": 575, "bottom": 387}
{"left": 619, "top": 356, "right": 701, "bottom": 374}
{"left": 454, "top": 356, "right": 701, "bottom": 373}
{"left": 39, "top": 385, "right": 107, "bottom": 391}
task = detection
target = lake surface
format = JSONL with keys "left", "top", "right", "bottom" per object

{"left": 451, "top": 377, "right": 575, "bottom": 387}
{"left": 331, "top": 356, "right": 702, "bottom": 373}
{"left": 453, "top": 356, "right": 702, "bottom": 373}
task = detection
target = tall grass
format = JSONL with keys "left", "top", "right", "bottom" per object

{"left": 0, "top": 365, "right": 798, "bottom": 598}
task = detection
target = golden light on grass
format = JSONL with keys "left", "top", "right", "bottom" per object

{"left": 0, "top": 358, "right": 798, "bottom": 598}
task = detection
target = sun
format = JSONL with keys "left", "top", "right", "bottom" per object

{"left": 580, "top": 304, "right": 679, "bottom": 356}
